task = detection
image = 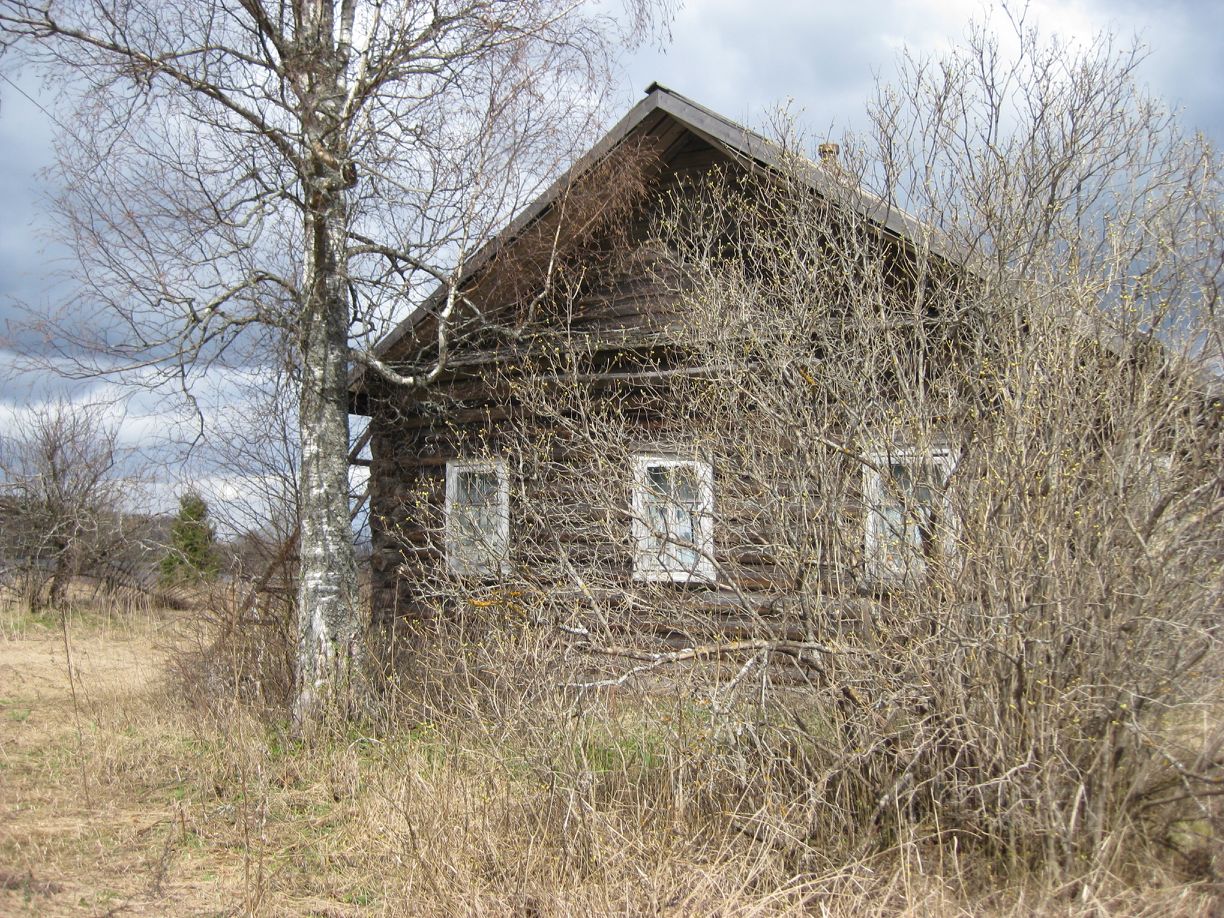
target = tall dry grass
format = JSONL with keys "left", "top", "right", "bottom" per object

{"left": 141, "top": 579, "right": 1221, "bottom": 916}
{"left": 3, "top": 580, "right": 1218, "bottom": 914}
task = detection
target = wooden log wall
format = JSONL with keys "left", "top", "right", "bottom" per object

{"left": 363, "top": 128, "right": 880, "bottom": 639}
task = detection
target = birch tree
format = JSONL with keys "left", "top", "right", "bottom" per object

{"left": 0, "top": 0, "right": 669, "bottom": 727}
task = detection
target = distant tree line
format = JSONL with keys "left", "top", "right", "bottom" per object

{"left": 0, "top": 400, "right": 291, "bottom": 612}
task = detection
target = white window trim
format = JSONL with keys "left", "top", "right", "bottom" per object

{"left": 631, "top": 454, "right": 716, "bottom": 584}
{"left": 863, "top": 445, "right": 955, "bottom": 581}
{"left": 444, "top": 458, "right": 510, "bottom": 577}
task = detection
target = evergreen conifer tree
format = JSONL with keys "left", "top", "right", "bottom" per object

{"left": 161, "top": 492, "right": 219, "bottom": 583}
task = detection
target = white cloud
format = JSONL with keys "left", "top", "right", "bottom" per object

{"left": 0, "top": 356, "right": 298, "bottom": 517}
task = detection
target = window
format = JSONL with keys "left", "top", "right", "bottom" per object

{"left": 631, "top": 455, "right": 715, "bottom": 583}
{"left": 445, "top": 459, "right": 509, "bottom": 577}
{"left": 864, "top": 447, "right": 954, "bottom": 580}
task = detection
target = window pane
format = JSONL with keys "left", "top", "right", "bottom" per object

{"left": 646, "top": 464, "right": 669, "bottom": 495}
{"left": 672, "top": 465, "right": 699, "bottom": 504}
{"left": 455, "top": 505, "right": 499, "bottom": 548}
{"left": 637, "top": 459, "right": 711, "bottom": 579}
{"left": 456, "top": 469, "right": 498, "bottom": 505}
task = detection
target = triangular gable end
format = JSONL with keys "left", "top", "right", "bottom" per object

{"left": 350, "top": 84, "right": 954, "bottom": 407}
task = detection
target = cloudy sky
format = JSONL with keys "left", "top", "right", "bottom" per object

{"left": 619, "top": 0, "right": 1224, "bottom": 142}
{"left": 1, "top": 0, "right": 1221, "bottom": 517}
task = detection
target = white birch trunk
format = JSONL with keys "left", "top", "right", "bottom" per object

{"left": 293, "top": 204, "right": 361, "bottom": 727}
{"left": 293, "top": 0, "right": 362, "bottom": 728}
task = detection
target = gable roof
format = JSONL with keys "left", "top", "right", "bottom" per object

{"left": 351, "top": 83, "right": 1223, "bottom": 411}
{"left": 357, "top": 85, "right": 1224, "bottom": 403}
{"left": 351, "top": 83, "right": 954, "bottom": 395}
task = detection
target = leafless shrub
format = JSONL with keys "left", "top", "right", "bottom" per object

{"left": 0, "top": 400, "right": 140, "bottom": 612}
{"left": 164, "top": 376, "right": 305, "bottom": 713}
{"left": 375, "top": 15, "right": 1223, "bottom": 887}
{"left": 166, "top": 574, "right": 297, "bottom": 716}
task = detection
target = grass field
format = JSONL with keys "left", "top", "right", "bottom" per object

{"left": 1, "top": 600, "right": 1219, "bottom": 916}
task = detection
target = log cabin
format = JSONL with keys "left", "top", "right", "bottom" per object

{"left": 348, "top": 84, "right": 1215, "bottom": 645}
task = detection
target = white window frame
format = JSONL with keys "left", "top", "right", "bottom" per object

{"left": 631, "top": 454, "right": 716, "bottom": 584}
{"left": 444, "top": 458, "right": 510, "bottom": 577}
{"left": 863, "top": 446, "right": 955, "bottom": 581}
